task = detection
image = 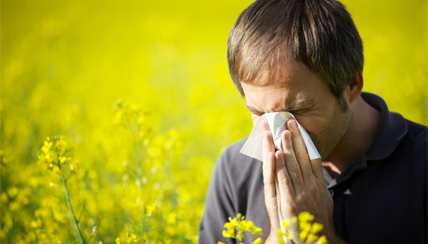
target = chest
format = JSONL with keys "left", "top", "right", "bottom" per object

{"left": 239, "top": 159, "right": 426, "bottom": 243}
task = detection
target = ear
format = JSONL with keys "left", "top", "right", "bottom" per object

{"left": 346, "top": 72, "right": 364, "bottom": 103}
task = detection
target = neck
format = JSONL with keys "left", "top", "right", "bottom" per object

{"left": 322, "top": 96, "right": 381, "bottom": 178}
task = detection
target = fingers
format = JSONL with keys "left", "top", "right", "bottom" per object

{"left": 262, "top": 122, "right": 281, "bottom": 230}
{"left": 286, "top": 119, "right": 314, "bottom": 182}
{"left": 281, "top": 129, "right": 304, "bottom": 192}
{"left": 263, "top": 151, "right": 280, "bottom": 231}
{"left": 275, "top": 150, "right": 295, "bottom": 211}
{"left": 262, "top": 124, "right": 275, "bottom": 160}
{"left": 310, "top": 158, "right": 325, "bottom": 182}
{"left": 261, "top": 118, "right": 270, "bottom": 132}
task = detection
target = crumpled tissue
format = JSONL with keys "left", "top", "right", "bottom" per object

{"left": 240, "top": 112, "right": 321, "bottom": 244}
{"left": 240, "top": 112, "right": 321, "bottom": 160}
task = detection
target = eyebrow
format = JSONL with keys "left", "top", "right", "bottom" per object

{"left": 246, "top": 99, "right": 316, "bottom": 114}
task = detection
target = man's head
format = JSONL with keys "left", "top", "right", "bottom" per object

{"left": 227, "top": 0, "right": 363, "bottom": 112}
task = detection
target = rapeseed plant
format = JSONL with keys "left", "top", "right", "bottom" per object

{"left": 219, "top": 213, "right": 263, "bottom": 244}
{"left": 37, "top": 136, "right": 95, "bottom": 244}
{"left": 277, "top": 212, "right": 328, "bottom": 244}
{"left": 115, "top": 232, "right": 143, "bottom": 244}
{"left": 114, "top": 100, "right": 198, "bottom": 242}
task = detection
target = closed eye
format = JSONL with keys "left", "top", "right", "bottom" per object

{"left": 290, "top": 108, "right": 309, "bottom": 114}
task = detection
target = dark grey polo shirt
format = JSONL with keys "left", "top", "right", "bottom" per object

{"left": 198, "top": 93, "right": 427, "bottom": 244}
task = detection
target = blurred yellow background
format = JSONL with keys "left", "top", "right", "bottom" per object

{"left": 1, "top": 0, "right": 426, "bottom": 243}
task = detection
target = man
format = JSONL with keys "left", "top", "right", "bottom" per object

{"left": 199, "top": 0, "right": 427, "bottom": 243}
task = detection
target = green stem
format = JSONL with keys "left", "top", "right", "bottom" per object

{"left": 134, "top": 121, "right": 145, "bottom": 237}
{"left": 59, "top": 164, "right": 86, "bottom": 244}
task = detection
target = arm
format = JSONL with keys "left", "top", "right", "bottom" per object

{"left": 199, "top": 148, "right": 236, "bottom": 244}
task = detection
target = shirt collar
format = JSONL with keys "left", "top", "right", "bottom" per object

{"left": 361, "top": 92, "right": 408, "bottom": 161}
{"left": 325, "top": 92, "right": 408, "bottom": 188}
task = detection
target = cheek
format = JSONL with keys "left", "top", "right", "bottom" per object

{"left": 251, "top": 115, "right": 260, "bottom": 126}
{"left": 292, "top": 114, "right": 328, "bottom": 147}
{"left": 292, "top": 114, "right": 317, "bottom": 132}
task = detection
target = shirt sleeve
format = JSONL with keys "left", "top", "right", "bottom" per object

{"left": 198, "top": 148, "right": 237, "bottom": 244}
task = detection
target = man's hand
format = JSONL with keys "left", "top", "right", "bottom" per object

{"left": 261, "top": 118, "right": 344, "bottom": 243}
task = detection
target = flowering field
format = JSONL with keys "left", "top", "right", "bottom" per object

{"left": 1, "top": 0, "right": 426, "bottom": 243}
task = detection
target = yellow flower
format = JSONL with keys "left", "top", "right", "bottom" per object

{"left": 311, "top": 222, "right": 323, "bottom": 234}
{"left": 113, "top": 110, "right": 124, "bottom": 125}
{"left": 284, "top": 232, "right": 293, "bottom": 239}
{"left": 41, "top": 140, "right": 53, "bottom": 154}
{"left": 246, "top": 220, "right": 256, "bottom": 231}
{"left": 44, "top": 151, "right": 57, "bottom": 164}
{"left": 217, "top": 242, "right": 225, "bottom": 244}
{"left": 137, "top": 115, "right": 145, "bottom": 126}
{"left": 145, "top": 202, "right": 157, "bottom": 216}
{"left": 298, "top": 212, "right": 314, "bottom": 223}
{"left": 282, "top": 219, "right": 290, "bottom": 229}
{"left": 46, "top": 163, "right": 54, "bottom": 171}
{"left": 237, "top": 219, "right": 247, "bottom": 231}
{"left": 222, "top": 214, "right": 263, "bottom": 241}
{"left": 300, "top": 230, "right": 309, "bottom": 241}
{"left": 125, "top": 232, "right": 143, "bottom": 243}
{"left": 37, "top": 154, "right": 46, "bottom": 164}
{"left": 59, "top": 156, "right": 71, "bottom": 164}
{"left": 70, "top": 162, "right": 80, "bottom": 174}
{"left": 222, "top": 229, "right": 235, "bottom": 238}
{"left": 316, "top": 235, "right": 328, "bottom": 244}
{"left": 55, "top": 136, "right": 67, "bottom": 154}
{"left": 277, "top": 212, "right": 329, "bottom": 244}
{"left": 307, "top": 233, "right": 319, "bottom": 243}
{"left": 277, "top": 230, "right": 294, "bottom": 244}
{"left": 224, "top": 222, "right": 235, "bottom": 229}
{"left": 228, "top": 217, "right": 238, "bottom": 227}
{"left": 300, "top": 220, "right": 311, "bottom": 232}
{"left": 252, "top": 227, "right": 262, "bottom": 236}
{"left": 291, "top": 216, "right": 298, "bottom": 223}
{"left": 7, "top": 187, "right": 19, "bottom": 198}
{"left": 1, "top": 193, "right": 8, "bottom": 203}
{"left": 236, "top": 230, "right": 244, "bottom": 239}
{"left": 115, "top": 237, "right": 122, "bottom": 244}
{"left": 252, "top": 237, "right": 263, "bottom": 244}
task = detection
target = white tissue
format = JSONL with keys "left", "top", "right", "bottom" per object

{"left": 240, "top": 112, "right": 321, "bottom": 160}
{"left": 240, "top": 112, "right": 321, "bottom": 244}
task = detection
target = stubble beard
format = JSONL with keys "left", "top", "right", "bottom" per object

{"left": 309, "top": 104, "right": 352, "bottom": 161}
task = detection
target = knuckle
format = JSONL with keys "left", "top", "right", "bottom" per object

{"left": 298, "top": 150, "right": 309, "bottom": 160}
{"left": 284, "top": 141, "right": 293, "bottom": 150}
{"left": 308, "top": 181, "right": 318, "bottom": 195}
{"left": 288, "top": 163, "right": 300, "bottom": 173}
{"left": 283, "top": 151, "right": 293, "bottom": 159}
{"left": 278, "top": 174, "right": 291, "bottom": 186}
{"left": 295, "top": 192, "right": 306, "bottom": 202}
{"left": 263, "top": 177, "right": 272, "bottom": 185}
{"left": 292, "top": 128, "right": 301, "bottom": 137}
{"left": 266, "top": 197, "right": 278, "bottom": 212}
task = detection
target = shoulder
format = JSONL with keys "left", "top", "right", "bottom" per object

{"left": 215, "top": 138, "right": 262, "bottom": 183}
{"left": 402, "top": 119, "right": 427, "bottom": 160}
{"left": 404, "top": 119, "right": 427, "bottom": 142}
{"left": 219, "top": 138, "right": 260, "bottom": 165}
{"left": 389, "top": 117, "right": 428, "bottom": 175}
{"left": 400, "top": 118, "right": 427, "bottom": 151}
{"left": 220, "top": 139, "right": 251, "bottom": 162}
